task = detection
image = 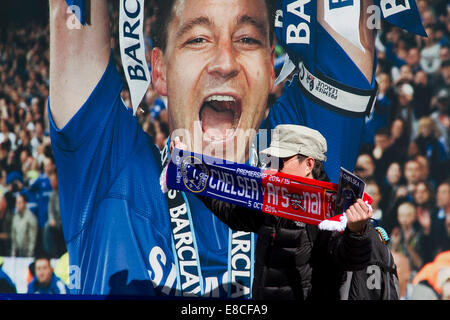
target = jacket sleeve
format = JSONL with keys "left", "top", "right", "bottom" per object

{"left": 314, "top": 224, "right": 372, "bottom": 271}
{"left": 196, "top": 195, "right": 264, "bottom": 233}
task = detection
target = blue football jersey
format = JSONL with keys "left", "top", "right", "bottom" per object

{"left": 49, "top": 55, "right": 248, "bottom": 297}
{"left": 262, "top": 23, "right": 376, "bottom": 183}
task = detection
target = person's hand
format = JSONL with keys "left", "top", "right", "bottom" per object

{"left": 407, "top": 183, "right": 416, "bottom": 194}
{"left": 396, "top": 186, "right": 408, "bottom": 198}
{"left": 345, "top": 199, "right": 372, "bottom": 234}
{"left": 163, "top": 137, "right": 186, "bottom": 194}
{"left": 417, "top": 209, "right": 431, "bottom": 235}
{"left": 390, "top": 227, "right": 401, "bottom": 249}
{"left": 169, "top": 136, "right": 188, "bottom": 153}
{"left": 372, "top": 146, "right": 383, "bottom": 160}
{"left": 49, "top": 218, "right": 56, "bottom": 227}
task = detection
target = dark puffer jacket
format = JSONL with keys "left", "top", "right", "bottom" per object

{"left": 198, "top": 195, "right": 372, "bottom": 300}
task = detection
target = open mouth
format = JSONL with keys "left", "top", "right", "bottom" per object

{"left": 199, "top": 95, "right": 242, "bottom": 141}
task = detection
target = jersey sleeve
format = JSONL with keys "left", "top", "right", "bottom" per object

{"left": 263, "top": 23, "right": 376, "bottom": 183}
{"left": 48, "top": 54, "right": 144, "bottom": 241}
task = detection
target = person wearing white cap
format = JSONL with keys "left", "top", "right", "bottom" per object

{"left": 259, "top": 124, "right": 329, "bottom": 182}
{"left": 174, "top": 124, "right": 374, "bottom": 300}
{"left": 259, "top": 124, "right": 372, "bottom": 235}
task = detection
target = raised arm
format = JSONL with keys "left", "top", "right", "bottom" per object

{"left": 317, "top": 0, "right": 376, "bottom": 82}
{"left": 49, "top": 0, "right": 111, "bottom": 129}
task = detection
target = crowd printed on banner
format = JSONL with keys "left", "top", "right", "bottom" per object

{"left": 0, "top": 257, "right": 63, "bottom": 293}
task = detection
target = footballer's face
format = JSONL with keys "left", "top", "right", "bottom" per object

{"left": 152, "top": 0, "right": 275, "bottom": 163}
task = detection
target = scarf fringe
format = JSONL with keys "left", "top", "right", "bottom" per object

{"left": 160, "top": 165, "right": 168, "bottom": 194}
